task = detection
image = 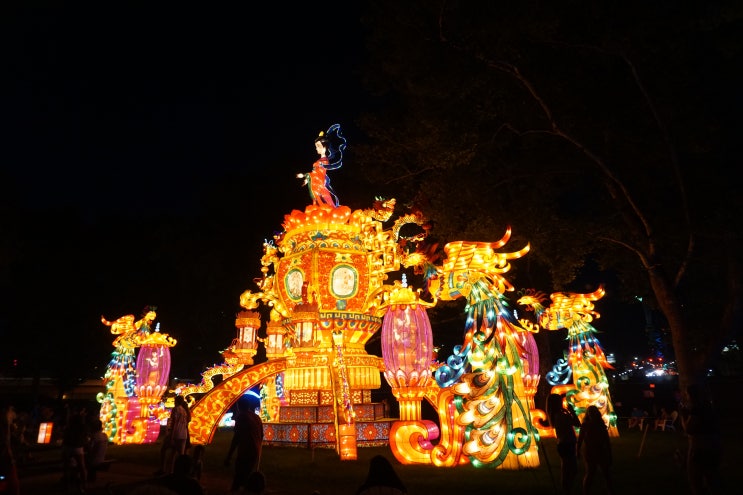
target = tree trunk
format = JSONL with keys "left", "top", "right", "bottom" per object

{"left": 647, "top": 267, "right": 695, "bottom": 393}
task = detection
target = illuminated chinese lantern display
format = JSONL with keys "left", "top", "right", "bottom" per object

{"left": 405, "top": 236, "right": 541, "bottom": 469}
{"left": 98, "top": 308, "right": 177, "bottom": 444}
{"left": 183, "top": 196, "right": 406, "bottom": 460}
{"left": 157, "top": 124, "right": 619, "bottom": 469}
{"left": 517, "top": 288, "right": 619, "bottom": 436}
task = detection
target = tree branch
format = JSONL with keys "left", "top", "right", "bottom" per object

{"left": 620, "top": 52, "right": 695, "bottom": 288}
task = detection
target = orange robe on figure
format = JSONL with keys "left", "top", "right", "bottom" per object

{"left": 308, "top": 156, "right": 335, "bottom": 206}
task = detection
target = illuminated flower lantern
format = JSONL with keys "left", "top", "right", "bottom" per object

{"left": 381, "top": 277, "right": 435, "bottom": 423}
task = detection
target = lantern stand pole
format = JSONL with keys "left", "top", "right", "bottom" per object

{"left": 637, "top": 422, "right": 650, "bottom": 457}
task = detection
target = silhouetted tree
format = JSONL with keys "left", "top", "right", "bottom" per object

{"left": 353, "top": 0, "right": 742, "bottom": 392}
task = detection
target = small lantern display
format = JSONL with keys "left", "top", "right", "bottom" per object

{"left": 292, "top": 301, "right": 319, "bottom": 348}
{"left": 235, "top": 310, "right": 261, "bottom": 350}
{"left": 224, "top": 310, "right": 261, "bottom": 366}
{"left": 264, "top": 319, "right": 286, "bottom": 358}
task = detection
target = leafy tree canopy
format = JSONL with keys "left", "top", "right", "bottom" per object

{"left": 351, "top": 0, "right": 742, "bottom": 389}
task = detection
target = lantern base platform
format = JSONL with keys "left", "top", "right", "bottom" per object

{"left": 263, "top": 401, "right": 393, "bottom": 449}
{"left": 263, "top": 419, "right": 393, "bottom": 449}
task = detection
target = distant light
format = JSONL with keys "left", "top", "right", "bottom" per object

{"left": 37, "top": 422, "right": 53, "bottom": 444}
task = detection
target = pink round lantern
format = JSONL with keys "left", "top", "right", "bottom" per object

{"left": 381, "top": 303, "right": 434, "bottom": 388}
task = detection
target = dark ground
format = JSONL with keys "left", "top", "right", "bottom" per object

{"left": 17, "top": 414, "right": 741, "bottom": 495}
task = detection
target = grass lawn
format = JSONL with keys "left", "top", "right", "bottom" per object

{"left": 95, "top": 421, "right": 739, "bottom": 495}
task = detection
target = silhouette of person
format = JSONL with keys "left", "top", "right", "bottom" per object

{"left": 296, "top": 124, "right": 346, "bottom": 207}
{"left": 189, "top": 445, "right": 205, "bottom": 481}
{"left": 355, "top": 455, "right": 407, "bottom": 495}
{"left": 681, "top": 383, "right": 722, "bottom": 495}
{"left": 577, "top": 405, "right": 615, "bottom": 494}
{"left": 244, "top": 470, "right": 266, "bottom": 495}
{"left": 85, "top": 418, "right": 109, "bottom": 482}
{"left": 154, "top": 454, "right": 205, "bottom": 495}
{"left": 158, "top": 395, "right": 191, "bottom": 475}
{"left": 547, "top": 393, "right": 580, "bottom": 494}
{"left": 224, "top": 395, "right": 264, "bottom": 494}
{"left": 628, "top": 406, "right": 647, "bottom": 430}
{"left": 0, "top": 404, "right": 20, "bottom": 495}
{"left": 61, "top": 407, "right": 89, "bottom": 490}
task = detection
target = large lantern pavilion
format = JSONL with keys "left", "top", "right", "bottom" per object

{"left": 173, "top": 123, "right": 617, "bottom": 469}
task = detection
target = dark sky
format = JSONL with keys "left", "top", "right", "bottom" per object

{"left": 3, "top": 2, "right": 367, "bottom": 215}
{"left": 1, "top": 2, "right": 373, "bottom": 379}
{"left": 1, "top": 2, "right": 651, "bottom": 382}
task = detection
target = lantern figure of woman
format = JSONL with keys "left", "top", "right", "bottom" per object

{"left": 135, "top": 335, "right": 175, "bottom": 443}
{"left": 296, "top": 124, "right": 346, "bottom": 207}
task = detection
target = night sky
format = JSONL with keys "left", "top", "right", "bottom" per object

{"left": 3, "top": 2, "right": 366, "bottom": 214}
{"left": 1, "top": 2, "right": 374, "bottom": 379}
{"left": 1, "top": 3, "right": 651, "bottom": 383}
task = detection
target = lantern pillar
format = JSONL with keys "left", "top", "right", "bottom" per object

{"left": 331, "top": 329, "right": 357, "bottom": 460}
